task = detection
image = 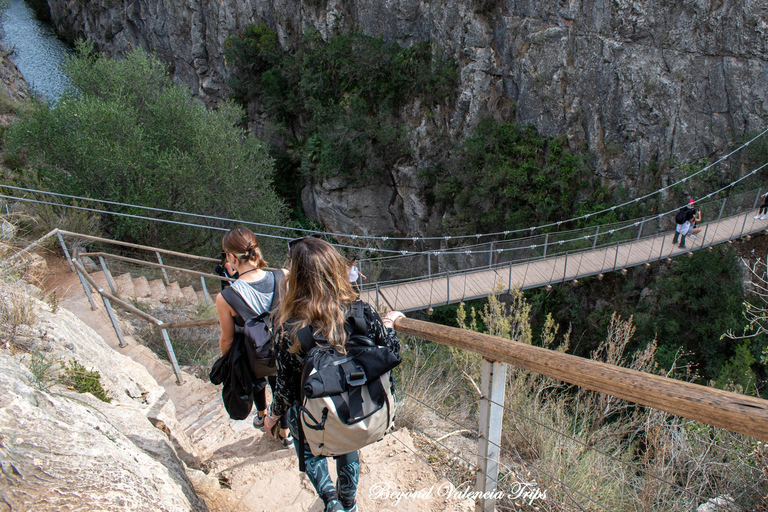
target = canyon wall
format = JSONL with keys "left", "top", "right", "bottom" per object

{"left": 45, "top": 0, "right": 768, "bottom": 236}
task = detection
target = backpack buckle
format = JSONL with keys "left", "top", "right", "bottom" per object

{"left": 346, "top": 370, "right": 367, "bottom": 387}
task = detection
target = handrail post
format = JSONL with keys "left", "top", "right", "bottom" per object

{"left": 73, "top": 259, "right": 97, "bottom": 310}
{"left": 740, "top": 211, "right": 749, "bottom": 238}
{"left": 475, "top": 358, "right": 507, "bottom": 512}
{"left": 592, "top": 225, "right": 599, "bottom": 248}
{"left": 563, "top": 253, "right": 568, "bottom": 283}
{"left": 158, "top": 323, "right": 185, "bottom": 385}
{"left": 754, "top": 188, "right": 763, "bottom": 209}
{"left": 636, "top": 217, "right": 645, "bottom": 240}
{"left": 156, "top": 252, "right": 170, "bottom": 286}
{"left": 98, "top": 256, "right": 117, "bottom": 295}
{"left": 543, "top": 233, "right": 549, "bottom": 258}
{"left": 446, "top": 273, "right": 450, "bottom": 305}
{"left": 488, "top": 242, "right": 494, "bottom": 268}
{"left": 56, "top": 231, "right": 75, "bottom": 273}
{"left": 658, "top": 235, "right": 665, "bottom": 262}
{"left": 200, "top": 276, "right": 211, "bottom": 304}
{"left": 427, "top": 253, "right": 432, "bottom": 278}
{"left": 508, "top": 261, "right": 513, "bottom": 293}
{"left": 613, "top": 243, "right": 620, "bottom": 271}
{"left": 102, "top": 296, "right": 127, "bottom": 347}
{"left": 375, "top": 283, "right": 380, "bottom": 311}
{"left": 718, "top": 197, "right": 727, "bottom": 220}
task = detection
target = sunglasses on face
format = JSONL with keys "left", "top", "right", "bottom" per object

{"left": 287, "top": 233, "right": 324, "bottom": 258}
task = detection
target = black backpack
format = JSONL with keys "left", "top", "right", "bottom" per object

{"left": 221, "top": 269, "right": 284, "bottom": 379}
{"left": 675, "top": 207, "right": 688, "bottom": 224}
{"left": 294, "top": 301, "right": 401, "bottom": 461}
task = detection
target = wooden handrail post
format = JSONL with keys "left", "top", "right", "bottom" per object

{"left": 102, "top": 296, "right": 127, "bottom": 348}
{"left": 158, "top": 324, "right": 185, "bottom": 385}
{"left": 475, "top": 358, "right": 507, "bottom": 512}
{"left": 57, "top": 231, "right": 75, "bottom": 274}
{"left": 156, "top": 252, "right": 170, "bottom": 286}
{"left": 98, "top": 256, "right": 117, "bottom": 295}
{"left": 73, "top": 259, "right": 97, "bottom": 310}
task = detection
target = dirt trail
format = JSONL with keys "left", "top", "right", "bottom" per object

{"left": 43, "top": 254, "right": 471, "bottom": 512}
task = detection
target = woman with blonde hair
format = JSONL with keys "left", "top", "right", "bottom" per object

{"left": 264, "top": 235, "right": 403, "bottom": 512}
{"left": 215, "top": 226, "right": 292, "bottom": 446}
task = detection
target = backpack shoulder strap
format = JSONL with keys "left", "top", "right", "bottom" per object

{"left": 347, "top": 300, "right": 367, "bottom": 336}
{"left": 271, "top": 268, "right": 284, "bottom": 310}
{"left": 297, "top": 325, "right": 317, "bottom": 355}
{"left": 220, "top": 286, "right": 255, "bottom": 321}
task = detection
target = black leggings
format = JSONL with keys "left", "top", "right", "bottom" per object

{"left": 760, "top": 198, "right": 768, "bottom": 215}
{"left": 254, "top": 376, "right": 289, "bottom": 429}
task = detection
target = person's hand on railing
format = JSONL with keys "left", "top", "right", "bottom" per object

{"left": 382, "top": 311, "right": 404, "bottom": 330}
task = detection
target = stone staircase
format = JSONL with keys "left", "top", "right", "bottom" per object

{"left": 59, "top": 262, "right": 469, "bottom": 512}
{"left": 88, "top": 269, "right": 210, "bottom": 307}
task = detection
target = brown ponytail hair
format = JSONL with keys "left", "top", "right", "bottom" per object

{"left": 221, "top": 227, "right": 267, "bottom": 269}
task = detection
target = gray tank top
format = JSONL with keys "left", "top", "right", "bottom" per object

{"left": 229, "top": 271, "right": 276, "bottom": 316}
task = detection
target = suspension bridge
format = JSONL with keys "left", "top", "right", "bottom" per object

{"left": 360, "top": 202, "right": 768, "bottom": 313}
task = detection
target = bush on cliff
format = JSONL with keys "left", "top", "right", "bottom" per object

{"left": 4, "top": 41, "right": 286, "bottom": 254}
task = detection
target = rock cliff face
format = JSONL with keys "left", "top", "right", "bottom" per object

{"left": 45, "top": 0, "right": 768, "bottom": 236}
{"left": 0, "top": 289, "right": 208, "bottom": 511}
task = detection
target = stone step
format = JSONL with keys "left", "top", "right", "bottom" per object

{"left": 89, "top": 270, "right": 109, "bottom": 292}
{"left": 148, "top": 279, "right": 169, "bottom": 302}
{"left": 166, "top": 281, "right": 184, "bottom": 303}
{"left": 181, "top": 285, "right": 198, "bottom": 304}
{"left": 114, "top": 273, "right": 135, "bottom": 298}
{"left": 132, "top": 275, "right": 152, "bottom": 298}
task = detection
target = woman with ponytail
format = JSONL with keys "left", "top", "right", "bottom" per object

{"left": 216, "top": 226, "right": 292, "bottom": 447}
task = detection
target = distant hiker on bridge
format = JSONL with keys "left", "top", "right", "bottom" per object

{"left": 266, "top": 235, "right": 403, "bottom": 512}
{"left": 348, "top": 258, "right": 366, "bottom": 296}
{"left": 673, "top": 199, "right": 697, "bottom": 248}
{"left": 755, "top": 191, "right": 768, "bottom": 220}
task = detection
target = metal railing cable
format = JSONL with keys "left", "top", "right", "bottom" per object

{"left": 5, "top": 126, "right": 767, "bottom": 242}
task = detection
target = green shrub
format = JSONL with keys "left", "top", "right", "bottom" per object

{"left": 62, "top": 359, "right": 111, "bottom": 403}
{"left": 4, "top": 41, "right": 287, "bottom": 255}
{"left": 428, "top": 117, "right": 614, "bottom": 235}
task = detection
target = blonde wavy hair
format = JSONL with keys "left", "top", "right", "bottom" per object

{"left": 274, "top": 236, "right": 357, "bottom": 354}
{"left": 221, "top": 226, "right": 267, "bottom": 269}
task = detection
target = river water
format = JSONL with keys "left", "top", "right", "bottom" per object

{"left": 1, "top": 0, "right": 70, "bottom": 102}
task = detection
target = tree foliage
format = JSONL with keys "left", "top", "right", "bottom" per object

{"left": 428, "top": 117, "right": 614, "bottom": 235}
{"left": 224, "top": 25, "right": 457, "bottom": 189}
{"left": 5, "top": 42, "right": 286, "bottom": 253}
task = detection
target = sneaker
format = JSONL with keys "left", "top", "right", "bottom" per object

{"left": 755, "top": 215, "right": 761, "bottom": 219}
{"left": 279, "top": 432, "right": 294, "bottom": 448}
{"left": 762, "top": 215, "right": 767, "bottom": 220}
{"left": 688, "top": 234, "right": 696, "bottom": 239}
{"left": 253, "top": 411, "right": 265, "bottom": 429}
{"left": 342, "top": 503, "right": 358, "bottom": 512}
{"left": 325, "top": 499, "right": 345, "bottom": 512}
{"left": 679, "top": 244, "right": 686, "bottom": 249}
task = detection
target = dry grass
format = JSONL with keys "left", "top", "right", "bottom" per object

{"left": 397, "top": 284, "right": 768, "bottom": 511}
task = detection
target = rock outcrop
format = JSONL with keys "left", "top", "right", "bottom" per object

{"left": 44, "top": 0, "right": 768, "bottom": 236}
{"left": 0, "top": 293, "right": 208, "bottom": 511}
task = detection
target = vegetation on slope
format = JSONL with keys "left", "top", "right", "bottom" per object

{"left": 3, "top": 41, "right": 287, "bottom": 255}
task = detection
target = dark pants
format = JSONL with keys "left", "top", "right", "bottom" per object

{"left": 288, "top": 405, "right": 360, "bottom": 508}
{"left": 254, "top": 376, "right": 288, "bottom": 429}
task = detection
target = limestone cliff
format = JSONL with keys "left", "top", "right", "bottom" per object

{"left": 0, "top": 287, "right": 208, "bottom": 511}
{"left": 44, "top": 0, "right": 768, "bottom": 236}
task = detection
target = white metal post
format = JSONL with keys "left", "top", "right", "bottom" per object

{"left": 475, "top": 358, "right": 507, "bottom": 512}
